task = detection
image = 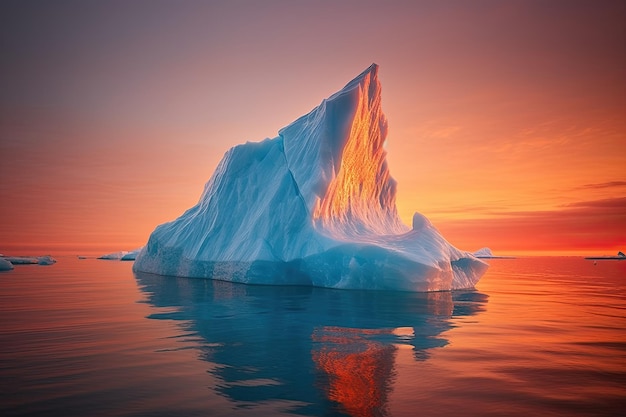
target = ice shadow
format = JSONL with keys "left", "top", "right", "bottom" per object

{"left": 134, "top": 272, "right": 488, "bottom": 416}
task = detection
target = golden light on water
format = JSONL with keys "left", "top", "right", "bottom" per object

{"left": 313, "top": 326, "right": 397, "bottom": 417}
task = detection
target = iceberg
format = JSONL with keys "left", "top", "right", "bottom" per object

{"left": 473, "top": 248, "right": 494, "bottom": 258}
{"left": 134, "top": 64, "right": 488, "bottom": 291}
{"left": 473, "top": 247, "right": 515, "bottom": 259}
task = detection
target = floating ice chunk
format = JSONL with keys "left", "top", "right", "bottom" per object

{"left": 1, "top": 256, "right": 56, "bottom": 265}
{"left": 2, "top": 257, "right": 38, "bottom": 264}
{"left": 98, "top": 248, "right": 143, "bottom": 261}
{"left": 121, "top": 248, "right": 143, "bottom": 261}
{"left": 0, "top": 258, "right": 14, "bottom": 271}
{"left": 98, "top": 251, "right": 129, "bottom": 260}
{"left": 585, "top": 251, "right": 626, "bottom": 261}
{"left": 36, "top": 255, "right": 56, "bottom": 265}
{"left": 134, "top": 64, "right": 488, "bottom": 291}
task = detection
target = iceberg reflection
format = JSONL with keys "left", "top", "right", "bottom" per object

{"left": 135, "top": 272, "right": 487, "bottom": 416}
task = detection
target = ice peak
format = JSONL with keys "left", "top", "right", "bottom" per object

{"left": 341, "top": 63, "right": 379, "bottom": 91}
{"left": 325, "top": 63, "right": 380, "bottom": 106}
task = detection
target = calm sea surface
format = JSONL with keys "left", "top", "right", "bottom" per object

{"left": 0, "top": 256, "right": 624, "bottom": 416}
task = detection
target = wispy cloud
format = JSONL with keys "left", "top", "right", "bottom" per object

{"left": 435, "top": 197, "right": 626, "bottom": 253}
{"left": 565, "top": 197, "right": 626, "bottom": 209}
{"left": 424, "top": 203, "right": 510, "bottom": 216}
{"left": 579, "top": 181, "right": 626, "bottom": 190}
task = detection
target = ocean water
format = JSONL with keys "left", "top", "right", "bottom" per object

{"left": 0, "top": 257, "right": 624, "bottom": 416}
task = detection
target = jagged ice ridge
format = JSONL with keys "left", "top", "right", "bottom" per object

{"left": 134, "top": 64, "right": 488, "bottom": 291}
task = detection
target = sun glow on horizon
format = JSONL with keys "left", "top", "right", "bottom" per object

{"left": 1, "top": 2, "right": 624, "bottom": 257}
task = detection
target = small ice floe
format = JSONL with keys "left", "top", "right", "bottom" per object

{"left": 2, "top": 257, "right": 37, "bottom": 264}
{"left": 36, "top": 255, "right": 56, "bottom": 265}
{"left": 120, "top": 248, "right": 142, "bottom": 261}
{"left": 98, "top": 251, "right": 129, "bottom": 260}
{"left": 0, "top": 258, "right": 14, "bottom": 271}
{"left": 0, "top": 255, "right": 56, "bottom": 267}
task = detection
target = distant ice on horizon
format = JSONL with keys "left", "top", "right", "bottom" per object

{"left": 134, "top": 64, "right": 488, "bottom": 291}
{"left": 98, "top": 251, "right": 129, "bottom": 260}
{"left": 585, "top": 251, "right": 626, "bottom": 260}
{"left": 473, "top": 248, "right": 495, "bottom": 258}
{"left": 121, "top": 248, "right": 143, "bottom": 261}
{"left": 98, "top": 248, "right": 143, "bottom": 261}
{"left": 0, "top": 255, "right": 56, "bottom": 266}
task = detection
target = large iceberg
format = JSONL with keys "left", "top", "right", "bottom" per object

{"left": 134, "top": 64, "right": 488, "bottom": 291}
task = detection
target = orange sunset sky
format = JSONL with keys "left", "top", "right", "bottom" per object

{"left": 1, "top": 1, "right": 624, "bottom": 256}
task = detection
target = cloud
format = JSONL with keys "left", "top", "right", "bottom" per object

{"left": 424, "top": 203, "right": 510, "bottom": 216}
{"left": 580, "top": 181, "right": 626, "bottom": 190}
{"left": 565, "top": 197, "right": 626, "bottom": 208}
{"left": 435, "top": 197, "right": 626, "bottom": 253}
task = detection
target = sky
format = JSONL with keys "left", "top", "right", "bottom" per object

{"left": 1, "top": 0, "right": 624, "bottom": 256}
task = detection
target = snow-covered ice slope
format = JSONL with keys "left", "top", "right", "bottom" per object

{"left": 134, "top": 64, "right": 488, "bottom": 291}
